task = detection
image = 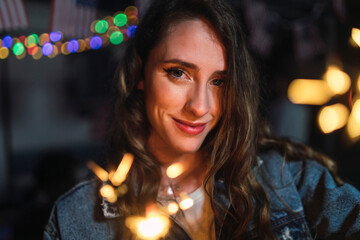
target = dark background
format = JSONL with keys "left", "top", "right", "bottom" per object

{"left": 0, "top": 0, "right": 359, "bottom": 239}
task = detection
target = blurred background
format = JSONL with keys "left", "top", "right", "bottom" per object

{"left": 0, "top": 0, "right": 359, "bottom": 239}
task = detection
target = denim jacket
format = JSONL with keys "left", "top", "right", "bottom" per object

{"left": 43, "top": 152, "right": 360, "bottom": 239}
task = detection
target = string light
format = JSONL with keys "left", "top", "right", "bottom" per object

{"left": 166, "top": 162, "right": 184, "bottom": 179}
{"left": 0, "top": 7, "right": 138, "bottom": 60}
{"left": 347, "top": 100, "right": 360, "bottom": 140}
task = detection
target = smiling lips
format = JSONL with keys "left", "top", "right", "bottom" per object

{"left": 173, "top": 118, "right": 207, "bottom": 135}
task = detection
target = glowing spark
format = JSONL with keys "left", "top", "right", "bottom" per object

{"left": 323, "top": 65, "right": 351, "bottom": 95}
{"left": 86, "top": 161, "right": 109, "bottom": 181}
{"left": 166, "top": 162, "right": 184, "bottom": 179}
{"left": 351, "top": 28, "right": 360, "bottom": 47}
{"left": 110, "top": 153, "right": 134, "bottom": 186}
{"left": 125, "top": 205, "right": 170, "bottom": 239}
{"left": 287, "top": 79, "right": 333, "bottom": 105}
{"left": 318, "top": 104, "right": 349, "bottom": 134}
{"left": 100, "top": 184, "right": 117, "bottom": 203}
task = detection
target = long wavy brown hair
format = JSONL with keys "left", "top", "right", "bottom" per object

{"left": 106, "top": 0, "right": 341, "bottom": 239}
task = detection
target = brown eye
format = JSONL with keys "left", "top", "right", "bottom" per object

{"left": 164, "top": 68, "right": 185, "bottom": 79}
{"left": 211, "top": 79, "right": 224, "bottom": 86}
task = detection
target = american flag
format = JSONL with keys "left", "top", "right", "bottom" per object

{"left": 0, "top": 0, "right": 29, "bottom": 32}
{"left": 51, "top": 0, "right": 97, "bottom": 39}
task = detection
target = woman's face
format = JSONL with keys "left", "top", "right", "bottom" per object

{"left": 142, "top": 18, "right": 226, "bottom": 158}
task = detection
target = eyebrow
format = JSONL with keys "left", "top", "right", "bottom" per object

{"left": 161, "top": 58, "right": 227, "bottom": 76}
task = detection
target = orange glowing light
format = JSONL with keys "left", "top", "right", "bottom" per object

{"left": 287, "top": 79, "right": 333, "bottom": 105}
{"left": 125, "top": 205, "right": 170, "bottom": 240}
{"left": 347, "top": 100, "right": 360, "bottom": 140}
{"left": 100, "top": 184, "right": 117, "bottom": 203}
{"left": 15, "top": 50, "right": 26, "bottom": 60}
{"left": 323, "top": 65, "right": 351, "bottom": 95}
{"left": 166, "top": 162, "right": 184, "bottom": 179}
{"left": 357, "top": 75, "right": 360, "bottom": 93}
{"left": 39, "top": 33, "right": 50, "bottom": 46}
{"left": 318, "top": 104, "right": 349, "bottom": 134}
{"left": 351, "top": 28, "right": 360, "bottom": 47}
{"left": 0, "top": 47, "right": 9, "bottom": 59}
{"left": 48, "top": 45, "right": 59, "bottom": 58}
{"left": 110, "top": 153, "right": 134, "bottom": 186}
{"left": 61, "top": 42, "right": 70, "bottom": 55}
{"left": 87, "top": 161, "right": 109, "bottom": 181}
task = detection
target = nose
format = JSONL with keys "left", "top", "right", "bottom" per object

{"left": 186, "top": 83, "right": 210, "bottom": 117}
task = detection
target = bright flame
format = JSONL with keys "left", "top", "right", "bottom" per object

{"left": 166, "top": 163, "right": 184, "bottom": 179}
{"left": 125, "top": 205, "right": 170, "bottom": 239}
{"left": 87, "top": 161, "right": 109, "bottom": 181}
{"left": 347, "top": 100, "right": 360, "bottom": 139}
{"left": 167, "top": 202, "right": 179, "bottom": 215}
{"left": 287, "top": 79, "right": 333, "bottom": 105}
{"left": 110, "top": 153, "right": 134, "bottom": 186}
{"left": 179, "top": 193, "right": 194, "bottom": 210}
{"left": 318, "top": 104, "right": 349, "bottom": 133}
{"left": 323, "top": 65, "right": 351, "bottom": 95}
{"left": 351, "top": 28, "right": 360, "bottom": 47}
{"left": 100, "top": 184, "right": 117, "bottom": 203}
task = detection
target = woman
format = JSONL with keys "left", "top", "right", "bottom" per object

{"left": 44, "top": 0, "right": 360, "bottom": 239}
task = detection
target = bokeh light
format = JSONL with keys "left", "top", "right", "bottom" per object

{"left": 50, "top": 31, "right": 62, "bottom": 42}
{"left": 15, "top": 50, "right": 26, "bottom": 60}
{"left": 67, "top": 39, "right": 80, "bottom": 53}
{"left": 114, "top": 13, "right": 127, "bottom": 27}
{"left": 323, "top": 65, "right": 351, "bottom": 95}
{"left": 42, "top": 43, "right": 54, "bottom": 56}
{"left": 95, "top": 20, "right": 109, "bottom": 34}
{"left": 39, "top": 33, "right": 50, "bottom": 46}
{"left": 318, "top": 104, "right": 349, "bottom": 133}
{"left": 167, "top": 202, "right": 179, "bottom": 215}
{"left": 347, "top": 100, "right": 360, "bottom": 139}
{"left": 89, "top": 36, "right": 102, "bottom": 50}
{"left": 61, "top": 42, "right": 70, "bottom": 55}
{"left": 77, "top": 39, "right": 86, "bottom": 52}
{"left": 26, "top": 34, "right": 39, "bottom": 47}
{"left": 351, "top": 28, "right": 360, "bottom": 47}
{"left": 28, "top": 46, "right": 39, "bottom": 56}
{"left": 126, "top": 25, "right": 137, "bottom": 38}
{"left": 19, "top": 35, "right": 26, "bottom": 44}
{"left": 110, "top": 31, "right": 123, "bottom": 45}
{"left": 86, "top": 161, "right": 109, "bottom": 182}
{"left": 287, "top": 79, "right": 333, "bottom": 105}
{"left": 2, "top": 36, "right": 13, "bottom": 48}
{"left": 0, "top": 39, "right": 2, "bottom": 47}
{"left": 357, "top": 75, "right": 360, "bottom": 93}
{"left": 179, "top": 194, "right": 194, "bottom": 210}
{"left": 32, "top": 48, "right": 43, "bottom": 60}
{"left": 0, "top": 47, "right": 9, "bottom": 59}
{"left": 13, "top": 42, "right": 25, "bottom": 56}
{"left": 110, "top": 153, "right": 134, "bottom": 186}
{"left": 48, "top": 45, "right": 59, "bottom": 58}
{"left": 100, "top": 184, "right": 117, "bottom": 203}
{"left": 166, "top": 163, "right": 184, "bottom": 179}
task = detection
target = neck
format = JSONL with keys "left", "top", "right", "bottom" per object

{"left": 148, "top": 145, "right": 208, "bottom": 196}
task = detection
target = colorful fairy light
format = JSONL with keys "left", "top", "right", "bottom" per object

{"left": 110, "top": 31, "right": 124, "bottom": 45}
{"left": 42, "top": 43, "right": 54, "bottom": 56}
{"left": 89, "top": 36, "right": 103, "bottom": 50}
{"left": 95, "top": 20, "right": 109, "bottom": 34}
{"left": 13, "top": 42, "right": 25, "bottom": 56}
{"left": 0, "top": 47, "right": 9, "bottom": 59}
{"left": 67, "top": 39, "right": 80, "bottom": 53}
{"left": 2, "top": 36, "right": 13, "bottom": 48}
{"left": 50, "top": 31, "right": 63, "bottom": 42}
{"left": 114, "top": 13, "right": 127, "bottom": 27}
{"left": 318, "top": 104, "right": 349, "bottom": 134}
{"left": 126, "top": 25, "right": 137, "bottom": 38}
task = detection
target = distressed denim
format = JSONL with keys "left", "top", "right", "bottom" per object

{"left": 44, "top": 151, "right": 360, "bottom": 239}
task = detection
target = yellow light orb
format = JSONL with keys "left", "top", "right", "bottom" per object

{"left": 166, "top": 162, "right": 184, "bottom": 178}
{"left": 179, "top": 197, "right": 194, "bottom": 210}
{"left": 351, "top": 28, "right": 360, "bottom": 47}
{"left": 100, "top": 184, "right": 117, "bottom": 203}
{"left": 0, "top": 47, "right": 9, "bottom": 59}
{"left": 323, "top": 65, "right": 351, "bottom": 95}
{"left": 287, "top": 79, "right": 333, "bottom": 105}
{"left": 167, "top": 202, "right": 179, "bottom": 214}
{"left": 318, "top": 103, "right": 349, "bottom": 134}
